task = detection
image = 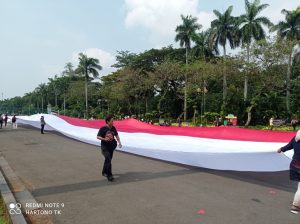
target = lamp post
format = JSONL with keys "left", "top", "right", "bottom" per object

{"left": 203, "top": 81, "right": 208, "bottom": 126}
{"left": 41, "top": 96, "right": 44, "bottom": 114}
{"left": 97, "top": 99, "right": 102, "bottom": 113}
{"left": 103, "top": 99, "right": 109, "bottom": 115}
{"left": 193, "top": 105, "right": 197, "bottom": 126}
{"left": 197, "top": 88, "right": 201, "bottom": 126}
{"left": 47, "top": 103, "right": 51, "bottom": 114}
{"left": 135, "top": 94, "right": 138, "bottom": 117}
{"left": 0, "top": 92, "right": 3, "bottom": 113}
{"left": 197, "top": 81, "right": 208, "bottom": 127}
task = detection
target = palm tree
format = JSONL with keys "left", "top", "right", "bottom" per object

{"left": 175, "top": 15, "right": 202, "bottom": 121}
{"left": 48, "top": 76, "right": 60, "bottom": 108}
{"left": 63, "top": 62, "right": 75, "bottom": 77}
{"left": 239, "top": 0, "right": 272, "bottom": 101}
{"left": 75, "top": 53, "right": 102, "bottom": 118}
{"left": 36, "top": 83, "right": 48, "bottom": 113}
{"left": 272, "top": 7, "right": 300, "bottom": 112}
{"left": 56, "top": 76, "right": 70, "bottom": 115}
{"left": 192, "top": 29, "right": 219, "bottom": 60}
{"left": 210, "top": 6, "right": 238, "bottom": 110}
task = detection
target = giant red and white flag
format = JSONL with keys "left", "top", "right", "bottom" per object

{"left": 16, "top": 114, "right": 294, "bottom": 172}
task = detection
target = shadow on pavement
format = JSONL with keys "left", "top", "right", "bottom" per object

{"left": 121, "top": 152, "right": 297, "bottom": 193}
{"left": 31, "top": 169, "right": 195, "bottom": 197}
{"left": 205, "top": 169, "right": 296, "bottom": 193}
{"left": 32, "top": 167, "right": 296, "bottom": 198}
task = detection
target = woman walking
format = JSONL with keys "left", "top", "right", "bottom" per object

{"left": 278, "top": 130, "right": 300, "bottom": 214}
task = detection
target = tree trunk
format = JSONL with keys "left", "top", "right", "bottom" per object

{"left": 63, "top": 93, "right": 66, "bottom": 116}
{"left": 145, "top": 97, "right": 148, "bottom": 113}
{"left": 245, "top": 90, "right": 263, "bottom": 127}
{"left": 286, "top": 51, "right": 292, "bottom": 112}
{"left": 203, "top": 80, "right": 206, "bottom": 117}
{"left": 244, "top": 44, "right": 250, "bottom": 101}
{"left": 245, "top": 104, "right": 254, "bottom": 127}
{"left": 128, "top": 100, "right": 132, "bottom": 115}
{"left": 185, "top": 45, "right": 188, "bottom": 65}
{"left": 41, "top": 97, "right": 44, "bottom": 113}
{"left": 85, "top": 74, "right": 88, "bottom": 118}
{"left": 183, "top": 46, "right": 188, "bottom": 121}
{"left": 158, "top": 89, "right": 168, "bottom": 114}
{"left": 55, "top": 93, "right": 58, "bottom": 107}
{"left": 222, "top": 45, "right": 227, "bottom": 112}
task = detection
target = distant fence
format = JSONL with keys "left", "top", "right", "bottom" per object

{"left": 273, "top": 119, "right": 288, "bottom": 126}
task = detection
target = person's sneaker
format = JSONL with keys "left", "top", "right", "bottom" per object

{"left": 290, "top": 205, "right": 300, "bottom": 214}
{"left": 107, "top": 176, "right": 114, "bottom": 182}
{"left": 102, "top": 173, "right": 108, "bottom": 177}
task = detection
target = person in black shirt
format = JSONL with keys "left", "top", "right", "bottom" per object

{"left": 40, "top": 116, "right": 46, "bottom": 134}
{"left": 0, "top": 115, "right": 3, "bottom": 129}
{"left": 97, "top": 116, "right": 122, "bottom": 181}
{"left": 12, "top": 115, "right": 17, "bottom": 129}
{"left": 4, "top": 114, "right": 8, "bottom": 127}
{"left": 278, "top": 130, "right": 300, "bottom": 214}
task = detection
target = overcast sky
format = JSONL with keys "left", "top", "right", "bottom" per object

{"left": 0, "top": 0, "right": 299, "bottom": 99}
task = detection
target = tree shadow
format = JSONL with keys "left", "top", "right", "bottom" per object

{"left": 31, "top": 166, "right": 296, "bottom": 198}
{"left": 31, "top": 169, "right": 195, "bottom": 197}
{"left": 204, "top": 169, "right": 296, "bottom": 193}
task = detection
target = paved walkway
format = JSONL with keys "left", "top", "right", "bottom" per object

{"left": 0, "top": 126, "right": 299, "bottom": 224}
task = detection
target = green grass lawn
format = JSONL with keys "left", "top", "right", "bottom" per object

{"left": 246, "top": 125, "right": 299, "bottom": 132}
{"left": 0, "top": 197, "right": 10, "bottom": 224}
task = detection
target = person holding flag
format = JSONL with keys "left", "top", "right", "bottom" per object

{"left": 278, "top": 130, "right": 300, "bottom": 214}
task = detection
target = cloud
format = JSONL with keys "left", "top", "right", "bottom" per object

{"left": 263, "top": 0, "right": 300, "bottom": 25}
{"left": 123, "top": 0, "right": 299, "bottom": 49}
{"left": 124, "top": 0, "right": 215, "bottom": 47}
{"left": 196, "top": 11, "right": 215, "bottom": 30}
{"left": 71, "top": 48, "right": 116, "bottom": 77}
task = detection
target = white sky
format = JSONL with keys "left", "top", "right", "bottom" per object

{"left": 0, "top": 0, "right": 298, "bottom": 99}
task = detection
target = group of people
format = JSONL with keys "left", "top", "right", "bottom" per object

{"left": 2, "top": 112, "right": 300, "bottom": 214}
{"left": 269, "top": 117, "right": 299, "bottom": 131}
{"left": 0, "top": 114, "right": 8, "bottom": 128}
{"left": 0, "top": 114, "right": 45, "bottom": 132}
{"left": 0, "top": 114, "right": 17, "bottom": 129}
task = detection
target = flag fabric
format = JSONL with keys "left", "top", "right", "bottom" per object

{"left": 16, "top": 114, "right": 294, "bottom": 172}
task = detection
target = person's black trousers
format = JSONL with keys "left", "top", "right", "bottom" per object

{"left": 41, "top": 124, "right": 45, "bottom": 134}
{"left": 101, "top": 147, "right": 114, "bottom": 177}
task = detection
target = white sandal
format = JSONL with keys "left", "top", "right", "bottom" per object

{"left": 290, "top": 205, "right": 300, "bottom": 214}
